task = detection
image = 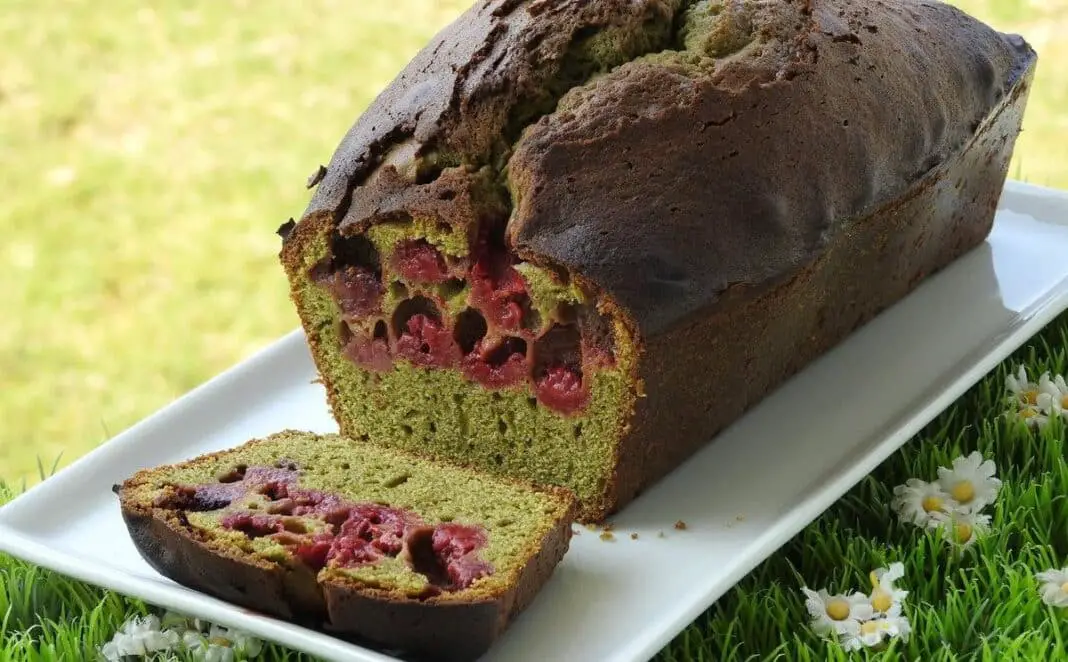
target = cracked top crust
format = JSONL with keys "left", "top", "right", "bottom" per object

{"left": 299, "top": 0, "right": 1036, "bottom": 336}
{"left": 304, "top": 0, "right": 682, "bottom": 217}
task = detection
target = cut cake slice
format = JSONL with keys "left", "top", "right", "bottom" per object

{"left": 117, "top": 430, "right": 576, "bottom": 661}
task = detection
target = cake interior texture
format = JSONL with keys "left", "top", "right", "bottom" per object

{"left": 121, "top": 431, "right": 573, "bottom": 602}
{"left": 289, "top": 210, "right": 637, "bottom": 520}
{"left": 280, "top": 0, "right": 1037, "bottom": 521}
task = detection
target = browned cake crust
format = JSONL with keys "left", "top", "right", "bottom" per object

{"left": 121, "top": 507, "right": 571, "bottom": 660}
{"left": 280, "top": 0, "right": 1037, "bottom": 520}
{"left": 117, "top": 439, "right": 576, "bottom": 661}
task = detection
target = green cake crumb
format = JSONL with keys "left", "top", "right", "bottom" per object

{"left": 367, "top": 214, "right": 470, "bottom": 259}
{"left": 333, "top": 557, "right": 431, "bottom": 597}
{"left": 515, "top": 262, "right": 585, "bottom": 330}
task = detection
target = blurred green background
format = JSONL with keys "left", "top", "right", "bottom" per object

{"left": 1, "top": 0, "right": 1065, "bottom": 486}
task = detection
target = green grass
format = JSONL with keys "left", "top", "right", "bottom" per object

{"left": 2, "top": 0, "right": 1068, "bottom": 660}
{"left": 0, "top": 0, "right": 475, "bottom": 486}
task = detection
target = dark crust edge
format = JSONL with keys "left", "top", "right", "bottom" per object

{"left": 117, "top": 436, "right": 578, "bottom": 661}
{"left": 120, "top": 505, "right": 323, "bottom": 620}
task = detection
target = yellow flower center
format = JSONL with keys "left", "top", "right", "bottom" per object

{"left": 950, "top": 481, "right": 976, "bottom": 504}
{"left": 860, "top": 621, "right": 882, "bottom": 636}
{"left": 1021, "top": 408, "right": 1038, "bottom": 419}
{"left": 921, "top": 495, "right": 944, "bottom": 513}
{"left": 826, "top": 599, "right": 851, "bottom": 621}
{"left": 871, "top": 590, "right": 893, "bottom": 613}
{"left": 1060, "top": 582, "right": 1068, "bottom": 594}
{"left": 868, "top": 572, "right": 894, "bottom": 612}
{"left": 1024, "top": 389, "right": 1039, "bottom": 405}
{"left": 209, "top": 638, "right": 232, "bottom": 647}
{"left": 954, "top": 523, "right": 974, "bottom": 543}
{"left": 1061, "top": 395, "right": 1068, "bottom": 409}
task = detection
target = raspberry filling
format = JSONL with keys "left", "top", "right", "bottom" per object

{"left": 161, "top": 464, "right": 493, "bottom": 592}
{"left": 395, "top": 314, "right": 462, "bottom": 369}
{"left": 341, "top": 322, "right": 392, "bottom": 373}
{"left": 461, "top": 337, "right": 528, "bottom": 389}
{"left": 343, "top": 336, "right": 392, "bottom": 373}
{"left": 392, "top": 240, "right": 451, "bottom": 284}
{"left": 320, "top": 266, "right": 384, "bottom": 320}
{"left": 312, "top": 223, "right": 608, "bottom": 416}
{"left": 535, "top": 364, "right": 590, "bottom": 416}
{"left": 433, "top": 523, "right": 493, "bottom": 588}
{"left": 469, "top": 250, "right": 531, "bottom": 333}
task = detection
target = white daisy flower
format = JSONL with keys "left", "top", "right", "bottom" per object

{"left": 1036, "top": 567, "right": 1068, "bottom": 608}
{"left": 841, "top": 613, "right": 912, "bottom": 651}
{"left": 184, "top": 630, "right": 234, "bottom": 662}
{"left": 161, "top": 609, "right": 207, "bottom": 633}
{"left": 868, "top": 562, "right": 909, "bottom": 616}
{"left": 1015, "top": 404, "right": 1052, "bottom": 428}
{"left": 936, "top": 451, "right": 1001, "bottom": 514}
{"left": 184, "top": 624, "right": 263, "bottom": 661}
{"left": 1006, "top": 365, "right": 1056, "bottom": 427}
{"left": 801, "top": 587, "right": 874, "bottom": 637}
{"left": 930, "top": 509, "right": 991, "bottom": 548}
{"left": 1038, "top": 373, "right": 1068, "bottom": 418}
{"left": 209, "top": 624, "right": 263, "bottom": 657}
{"left": 99, "top": 614, "right": 181, "bottom": 661}
{"left": 891, "top": 478, "right": 958, "bottom": 527}
{"left": 1006, "top": 365, "right": 1043, "bottom": 407}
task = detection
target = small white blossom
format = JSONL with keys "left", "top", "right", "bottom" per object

{"left": 208, "top": 624, "right": 263, "bottom": 657}
{"left": 161, "top": 610, "right": 206, "bottom": 633}
{"left": 1036, "top": 568, "right": 1068, "bottom": 608}
{"left": 841, "top": 613, "right": 912, "bottom": 651}
{"left": 1038, "top": 373, "right": 1068, "bottom": 419}
{"left": 930, "top": 509, "right": 991, "bottom": 548}
{"left": 202, "top": 646, "right": 235, "bottom": 662}
{"left": 868, "top": 562, "right": 909, "bottom": 617}
{"left": 1016, "top": 405, "right": 1052, "bottom": 428}
{"left": 891, "top": 478, "right": 958, "bottom": 527}
{"left": 1006, "top": 365, "right": 1058, "bottom": 427}
{"left": 936, "top": 451, "right": 1001, "bottom": 514}
{"left": 801, "top": 588, "right": 873, "bottom": 638}
{"left": 184, "top": 630, "right": 233, "bottom": 662}
{"left": 99, "top": 614, "right": 180, "bottom": 661}
{"left": 1006, "top": 365, "right": 1043, "bottom": 407}
{"left": 183, "top": 624, "right": 263, "bottom": 661}
{"left": 804, "top": 566, "right": 912, "bottom": 652}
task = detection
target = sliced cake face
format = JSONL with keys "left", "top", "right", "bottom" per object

{"left": 120, "top": 432, "right": 574, "bottom": 602}
{"left": 285, "top": 201, "right": 641, "bottom": 520}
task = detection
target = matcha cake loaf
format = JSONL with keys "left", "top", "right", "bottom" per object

{"left": 117, "top": 431, "right": 575, "bottom": 661}
{"left": 279, "top": 0, "right": 1037, "bottom": 521}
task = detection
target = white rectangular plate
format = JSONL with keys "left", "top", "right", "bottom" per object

{"left": 3, "top": 181, "right": 1068, "bottom": 662}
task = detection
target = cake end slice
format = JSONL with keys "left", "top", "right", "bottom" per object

{"left": 116, "top": 430, "right": 576, "bottom": 661}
